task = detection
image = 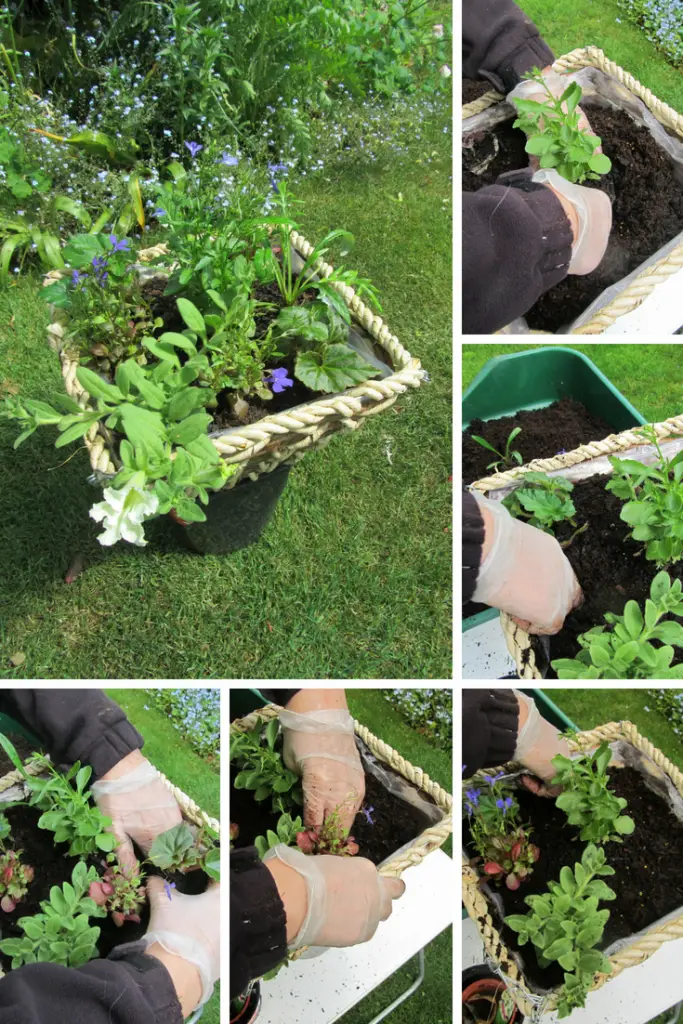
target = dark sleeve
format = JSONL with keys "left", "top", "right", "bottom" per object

{"left": 462, "top": 0, "right": 555, "bottom": 92}
{"left": 0, "top": 690, "right": 143, "bottom": 781}
{"left": 462, "top": 182, "right": 573, "bottom": 334}
{"left": 463, "top": 491, "right": 485, "bottom": 603}
{"left": 231, "top": 848, "right": 287, "bottom": 998}
{"left": 259, "top": 689, "right": 298, "bottom": 706}
{"left": 0, "top": 950, "right": 182, "bottom": 1024}
{"left": 463, "top": 689, "right": 520, "bottom": 776}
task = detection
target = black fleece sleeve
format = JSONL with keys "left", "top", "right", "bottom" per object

{"left": 0, "top": 949, "right": 182, "bottom": 1024}
{"left": 463, "top": 689, "right": 520, "bottom": 776}
{"left": 0, "top": 690, "right": 143, "bottom": 781}
{"left": 463, "top": 491, "right": 485, "bottom": 603}
{"left": 231, "top": 848, "right": 287, "bottom": 998}
{"left": 258, "top": 689, "right": 298, "bottom": 706}
{"left": 462, "top": 0, "right": 555, "bottom": 92}
{"left": 462, "top": 181, "right": 573, "bottom": 334}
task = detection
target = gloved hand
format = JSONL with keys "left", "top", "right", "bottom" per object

{"left": 91, "top": 751, "right": 183, "bottom": 873}
{"left": 533, "top": 168, "right": 612, "bottom": 275}
{"left": 143, "top": 877, "right": 220, "bottom": 1010}
{"left": 472, "top": 493, "right": 582, "bottom": 635}
{"left": 508, "top": 68, "right": 595, "bottom": 138}
{"left": 263, "top": 844, "right": 405, "bottom": 949}
{"left": 279, "top": 708, "right": 365, "bottom": 832}
{"left": 514, "top": 690, "right": 572, "bottom": 796}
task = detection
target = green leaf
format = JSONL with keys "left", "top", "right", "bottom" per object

{"left": 52, "top": 195, "right": 92, "bottom": 229}
{"left": 149, "top": 822, "right": 195, "bottom": 870}
{"left": 76, "top": 367, "right": 124, "bottom": 405}
{"left": 623, "top": 600, "right": 644, "bottom": 640}
{"left": 167, "top": 413, "right": 211, "bottom": 446}
{"left": 295, "top": 344, "right": 377, "bottom": 393}
{"left": 54, "top": 418, "right": 98, "bottom": 448}
{"left": 266, "top": 718, "right": 279, "bottom": 751}
{"left": 176, "top": 298, "right": 207, "bottom": 337}
{"left": 525, "top": 134, "right": 553, "bottom": 155}
{"left": 203, "top": 848, "right": 220, "bottom": 881}
{"left": 589, "top": 153, "right": 612, "bottom": 175}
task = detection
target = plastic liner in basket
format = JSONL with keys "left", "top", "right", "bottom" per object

{"left": 463, "top": 66, "right": 683, "bottom": 334}
{"left": 473, "top": 738, "right": 683, "bottom": 996}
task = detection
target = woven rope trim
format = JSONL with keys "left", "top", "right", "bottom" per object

{"left": 471, "top": 414, "right": 683, "bottom": 678}
{"left": 462, "top": 721, "right": 683, "bottom": 1015}
{"left": 461, "top": 47, "right": 683, "bottom": 335}
{"left": 49, "top": 233, "right": 424, "bottom": 485}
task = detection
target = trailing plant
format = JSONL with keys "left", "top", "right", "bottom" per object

{"left": 148, "top": 821, "right": 220, "bottom": 881}
{"left": 503, "top": 472, "right": 580, "bottom": 537}
{"left": 295, "top": 806, "right": 359, "bottom": 856}
{"left": 0, "top": 733, "right": 116, "bottom": 858}
{"left": 550, "top": 741, "right": 635, "bottom": 844}
{"left": 606, "top": 425, "right": 683, "bottom": 568}
{"left": 552, "top": 571, "right": 683, "bottom": 679}
{"left": 511, "top": 69, "right": 612, "bottom": 184}
{"left": 254, "top": 812, "right": 304, "bottom": 860}
{"left": 0, "top": 861, "right": 107, "bottom": 969}
{"left": 88, "top": 858, "right": 145, "bottom": 926}
{"left": 231, "top": 720, "right": 303, "bottom": 815}
{"left": 464, "top": 772, "right": 539, "bottom": 890}
{"left": 470, "top": 427, "right": 523, "bottom": 473}
{"left": 505, "top": 844, "right": 615, "bottom": 1018}
{"left": 0, "top": 812, "right": 34, "bottom": 913}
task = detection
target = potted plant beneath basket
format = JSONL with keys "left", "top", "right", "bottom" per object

{"left": 463, "top": 724, "right": 683, "bottom": 1019}
{"left": 0, "top": 148, "right": 423, "bottom": 555}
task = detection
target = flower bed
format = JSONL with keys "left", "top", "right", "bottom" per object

{"left": 618, "top": 0, "right": 683, "bottom": 67}
{"left": 147, "top": 688, "right": 220, "bottom": 764}
{"left": 383, "top": 687, "right": 453, "bottom": 748}
{"left": 462, "top": 47, "right": 683, "bottom": 335}
{"left": 0, "top": 735, "right": 219, "bottom": 977}
{"left": 462, "top": 721, "right": 683, "bottom": 1020}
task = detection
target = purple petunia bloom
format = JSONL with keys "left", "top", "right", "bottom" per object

{"left": 164, "top": 881, "right": 176, "bottom": 901}
{"left": 361, "top": 805, "right": 375, "bottom": 825}
{"left": 220, "top": 151, "right": 239, "bottom": 166}
{"left": 264, "top": 367, "right": 294, "bottom": 393}
{"left": 109, "top": 234, "right": 131, "bottom": 253}
{"left": 185, "top": 140, "right": 203, "bottom": 158}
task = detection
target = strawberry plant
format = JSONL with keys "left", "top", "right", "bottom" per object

{"left": 550, "top": 741, "right": 635, "bottom": 844}
{"left": 503, "top": 472, "right": 581, "bottom": 537}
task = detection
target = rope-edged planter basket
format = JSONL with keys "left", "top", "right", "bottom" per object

{"left": 463, "top": 46, "right": 683, "bottom": 335}
{"left": 45, "top": 233, "right": 424, "bottom": 488}
{"left": 462, "top": 721, "right": 683, "bottom": 1021}
{"left": 471, "top": 414, "right": 683, "bottom": 679}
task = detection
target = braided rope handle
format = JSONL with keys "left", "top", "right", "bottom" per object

{"left": 51, "top": 234, "right": 423, "bottom": 481}
{"left": 462, "top": 89, "right": 504, "bottom": 121}
{"left": 471, "top": 414, "right": 683, "bottom": 677}
{"left": 462, "top": 721, "right": 683, "bottom": 1013}
{"left": 460, "top": 47, "right": 683, "bottom": 335}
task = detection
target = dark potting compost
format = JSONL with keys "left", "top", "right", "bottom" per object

{"left": 465, "top": 767, "right": 683, "bottom": 990}
{"left": 230, "top": 765, "right": 432, "bottom": 866}
{"left": 463, "top": 105, "right": 683, "bottom": 332}
{"left": 0, "top": 801, "right": 210, "bottom": 971}
{"left": 462, "top": 398, "right": 614, "bottom": 485}
{"left": 548, "top": 474, "right": 683, "bottom": 666}
{"left": 463, "top": 78, "right": 495, "bottom": 104}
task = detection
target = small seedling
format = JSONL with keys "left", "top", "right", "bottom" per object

{"left": 295, "top": 807, "right": 359, "bottom": 857}
{"left": 552, "top": 571, "right": 683, "bottom": 679}
{"left": 606, "top": 425, "right": 683, "bottom": 568}
{"left": 254, "top": 812, "right": 304, "bottom": 859}
{"left": 506, "top": 843, "right": 615, "bottom": 1018}
{"left": 470, "top": 427, "right": 523, "bottom": 473}
{"left": 551, "top": 740, "right": 634, "bottom": 844}
{"left": 148, "top": 821, "right": 220, "bottom": 881}
{"left": 504, "top": 472, "right": 582, "bottom": 539}
{"left": 89, "top": 858, "right": 146, "bottom": 926}
{"left": 511, "top": 69, "right": 612, "bottom": 184}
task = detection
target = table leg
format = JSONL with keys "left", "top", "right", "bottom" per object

{"left": 365, "top": 948, "right": 426, "bottom": 1024}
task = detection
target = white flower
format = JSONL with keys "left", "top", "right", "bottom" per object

{"left": 89, "top": 475, "right": 159, "bottom": 547}
{"left": 439, "top": 64, "right": 451, "bottom": 78}
{"left": 432, "top": 24, "right": 444, "bottom": 37}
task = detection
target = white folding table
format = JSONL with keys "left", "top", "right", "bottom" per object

{"left": 258, "top": 849, "right": 453, "bottom": 1024}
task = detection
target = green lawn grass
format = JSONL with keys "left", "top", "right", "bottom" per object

{"left": 104, "top": 689, "right": 220, "bottom": 1024}
{"left": 517, "top": 0, "right": 683, "bottom": 113}
{"left": 462, "top": 343, "right": 683, "bottom": 423}
{"left": 338, "top": 688, "right": 452, "bottom": 1024}
{"left": 0, "top": 111, "right": 451, "bottom": 680}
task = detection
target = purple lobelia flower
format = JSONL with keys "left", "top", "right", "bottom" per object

{"left": 465, "top": 787, "right": 482, "bottom": 815}
{"left": 164, "top": 881, "right": 176, "bottom": 901}
{"left": 267, "top": 161, "right": 288, "bottom": 191}
{"left": 109, "top": 234, "right": 131, "bottom": 253}
{"left": 496, "top": 796, "right": 514, "bottom": 815}
{"left": 71, "top": 269, "right": 86, "bottom": 286}
{"left": 361, "top": 805, "right": 375, "bottom": 825}
{"left": 220, "top": 151, "right": 239, "bottom": 166}
{"left": 185, "top": 140, "right": 203, "bottom": 159}
{"left": 485, "top": 771, "right": 506, "bottom": 786}
{"left": 264, "top": 367, "right": 294, "bottom": 393}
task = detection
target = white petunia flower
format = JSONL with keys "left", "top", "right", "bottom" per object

{"left": 439, "top": 64, "right": 451, "bottom": 78}
{"left": 432, "top": 24, "right": 444, "bottom": 37}
{"left": 89, "top": 475, "right": 159, "bottom": 547}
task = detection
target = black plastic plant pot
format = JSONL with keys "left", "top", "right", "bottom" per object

{"left": 172, "top": 465, "right": 291, "bottom": 555}
{"left": 230, "top": 981, "right": 261, "bottom": 1024}
{"left": 462, "top": 966, "right": 524, "bottom": 1024}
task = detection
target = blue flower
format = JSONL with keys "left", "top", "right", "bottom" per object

{"left": 109, "top": 234, "right": 131, "bottom": 253}
{"left": 264, "top": 367, "right": 294, "bottom": 393}
{"left": 485, "top": 771, "right": 506, "bottom": 786}
{"left": 220, "top": 151, "right": 239, "bottom": 166}
{"left": 164, "top": 880, "right": 176, "bottom": 901}
{"left": 361, "top": 805, "right": 375, "bottom": 825}
{"left": 496, "top": 797, "right": 514, "bottom": 815}
{"left": 267, "top": 161, "right": 288, "bottom": 191}
{"left": 185, "top": 140, "right": 203, "bottom": 159}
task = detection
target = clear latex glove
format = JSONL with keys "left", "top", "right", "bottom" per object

{"left": 533, "top": 168, "right": 612, "bottom": 274}
{"left": 472, "top": 493, "right": 582, "bottom": 635}
{"left": 514, "top": 690, "right": 571, "bottom": 787}
{"left": 279, "top": 708, "right": 365, "bottom": 831}
{"left": 508, "top": 68, "right": 594, "bottom": 136}
{"left": 91, "top": 758, "right": 183, "bottom": 873}
{"left": 143, "top": 877, "right": 220, "bottom": 1009}
{"left": 263, "top": 844, "right": 405, "bottom": 949}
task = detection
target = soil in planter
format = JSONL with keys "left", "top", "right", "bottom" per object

{"left": 463, "top": 78, "right": 495, "bottom": 104}
{"left": 465, "top": 766, "right": 683, "bottom": 990}
{"left": 463, "top": 105, "right": 683, "bottom": 332}
{"left": 230, "top": 766, "right": 432, "bottom": 866}
{"left": 462, "top": 398, "right": 614, "bottom": 485}
{"left": 548, "top": 475, "right": 683, "bottom": 666}
{"left": 0, "top": 802, "right": 211, "bottom": 970}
